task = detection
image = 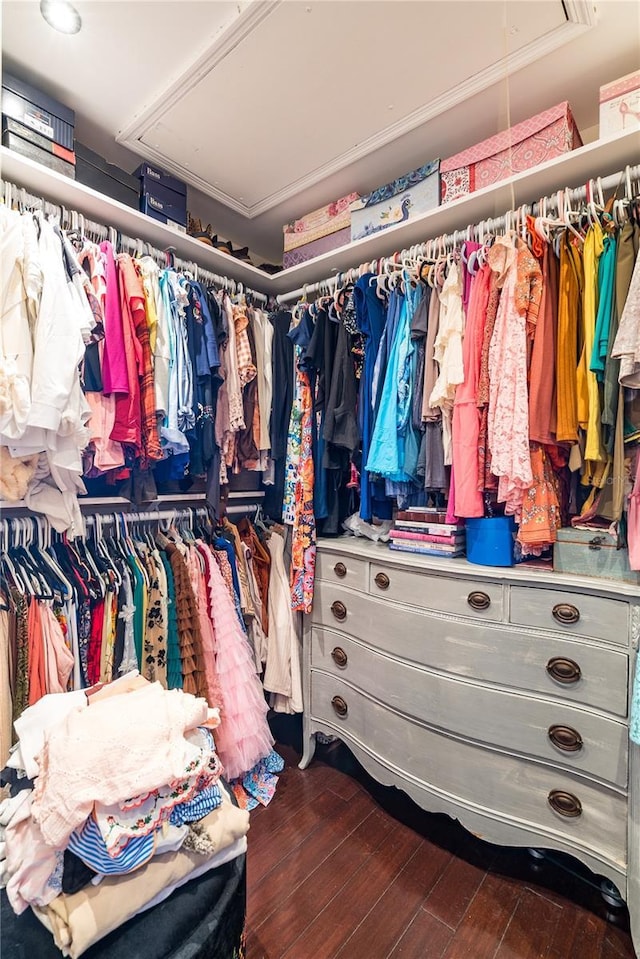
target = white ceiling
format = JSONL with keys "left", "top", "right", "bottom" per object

{"left": 2, "top": 0, "right": 640, "bottom": 263}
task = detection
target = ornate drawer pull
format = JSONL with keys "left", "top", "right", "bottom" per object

{"left": 331, "top": 695, "right": 348, "bottom": 717}
{"left": 548, "top": 789, "right": 582, "bottom": 818}
{"left": 334, "top": 562, "right": 347, "bottom": 578}
{"left": 552, "top": 602, "right": 580, "bottom": 626}
{"left": 548, "top": 725, "right": 583, "bottom": 752}
{"left": 331, "top": 646, "right": 348, "bottom": 668}
{"left": 374, "top": 572, "right": 390, "bottom": 590}
{"left": 467, "top": 590, "right": 491, "bottom": 611}
{"left": 546, "top": 657, "right": 582, "bottom": 685}
{"left": 331, "top": 600, "right": 347, "bottom": 622}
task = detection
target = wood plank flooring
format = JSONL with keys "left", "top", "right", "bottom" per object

{"left": 245, "top": 744, "right": 636, "bottom": 959}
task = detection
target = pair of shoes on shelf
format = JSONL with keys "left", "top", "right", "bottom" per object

{"left": 187, "top": 217, "right": 234, "bottom": 255}
{"left": 187, "top": 216, "right": 215, "bottom": 246}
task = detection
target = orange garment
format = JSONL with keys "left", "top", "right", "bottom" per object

{"left": 529, "top": 245, "right": 559, "bottom": 445}
{"left": 555, "top": 235, "right": 583, "bottom": 443}
{"left": 517, "top": 445, "right": 562, "bottom": 553}
{"left": 27, "top": 600, "right": 46, "bottom": 706}
{"left": 237, "top": 518, "right": 271, "bottom": 635}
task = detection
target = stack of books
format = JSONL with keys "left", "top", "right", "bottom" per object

{"left": 389, "top": 509, "right": 466, "bottom": 558}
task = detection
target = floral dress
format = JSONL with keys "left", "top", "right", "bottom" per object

{"left": 487, "top": 236, "right": 542, "bottom": 516}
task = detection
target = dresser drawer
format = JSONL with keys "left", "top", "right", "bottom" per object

{"left": 316, "top": 551, "right": 368, "bottom": 592}
{"left": 310, "top": 672, "right": 627, "bottom": 868}
{"left": 311, "top": 582, "right": 628, "bottom": 717}
{"left": 369, "top": 561, "right": 503, "bottom": 621}
{"left": 509, "top": 586, "right": 629, "bottom": 647}
{"left": 311, "top": 629, "right": 628, "bottom": 787}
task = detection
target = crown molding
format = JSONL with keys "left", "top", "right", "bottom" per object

{"left": 116, "top": 0, "right": 280, "bottom": 217}
{"left": 118, "top": 1, "right": 597, "bottom": 220}
{"left": 563, "top": 0, "right": 599, "bottom": 28}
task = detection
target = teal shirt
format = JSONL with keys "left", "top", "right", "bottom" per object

{"left": 590, "top": 233, "right": 617, "bottom": 381}
{"left": 160, "top": 552, "right": 183, "bottom": 690}
{"left": 126, "top": 553, "right": 145, "bottom": 669}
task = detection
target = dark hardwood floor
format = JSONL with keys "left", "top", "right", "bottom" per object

{"left": 245, "top": 743, "right": 636, "bottom": 959}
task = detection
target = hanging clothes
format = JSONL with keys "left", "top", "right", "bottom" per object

{"left": 452, "top": 262, "right": 491, "bottom": 517}
{"left": 555, "top": 234, "right": 583, "bottom": 444}
{"left": 578, "top": 223, "right": 606, "bottom": 464}
{"left": 354, "top": 274, "right": 392, "bottom": 522}
{"left": 487, "top": 236, "right": 542, "bottom": 516}
{"left": 529, "top": 244, "right": 559, "bottom": 446}
{"left": 429, "top": 262, "right": 465, "bottom": 466}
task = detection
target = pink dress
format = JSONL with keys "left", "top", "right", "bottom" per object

{"left": 452, "top": 263, "right": 491, "bottom": 517}
{"left": 199, "top": 543, "right": 273, "bottom": 780}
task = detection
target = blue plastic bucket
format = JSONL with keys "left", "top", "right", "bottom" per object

{"left": 465, "top": 516, "right": 515, "bottom": 567}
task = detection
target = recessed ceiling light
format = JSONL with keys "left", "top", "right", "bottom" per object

{"left": 40, "top": 0, "right": 82, "bottom": 35}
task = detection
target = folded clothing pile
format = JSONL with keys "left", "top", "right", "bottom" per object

{"left": 0, "top": 673, "right": 250, "bottom": 958}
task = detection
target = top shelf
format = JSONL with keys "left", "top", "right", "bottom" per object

{"left": 2, "top": 128, "right": 639, "bottom": 298}
{"left": 0, "top": 146, "right": 273, "bottom": 294}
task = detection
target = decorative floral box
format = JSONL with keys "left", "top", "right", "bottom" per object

{"left": 349, "top": 161, "right": 440, "bottom": 242}
{"left": 440, "top": 102, "right": 582, "bottom": 204}
{"left": 600, "top": 70, "right": 640, "bottom": 137}
{"left": 282, "top": 227, "right": 351, "bottom": 269}
{"left": 283, "top": 193, "right": 359, "bottom": 253}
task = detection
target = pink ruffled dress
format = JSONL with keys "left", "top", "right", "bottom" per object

{"left": 198, "top": 542, "right": 273, "bottom": 780}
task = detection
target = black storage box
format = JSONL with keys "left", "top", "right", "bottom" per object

{"left": 2, "top": 125, "right": 75, "bottom": 178}
{"left": 2, "top": 71, "right": 74, "bottom": 150}
{"left": 75, "top": 141, "right": 139, "bottom": 209}
{"left": 0, "top": 852, "right": 246, "bottom": 959}
{"left": 2, "top": 115, "right": 75, "bottom": 163}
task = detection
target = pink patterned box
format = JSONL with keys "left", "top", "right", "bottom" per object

{"left": 283, "top": 193, "right": 359, "bottom": 253}
{"left": 600, "top": 70, "right": 640, "bottom": 137}
{"left": 440, "top": 102, "right": 582, "bottom": 204}
{"left": 282, "top": 227, "right": 351, "bottom": 269}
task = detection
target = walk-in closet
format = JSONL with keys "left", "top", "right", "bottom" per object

{"left": 1, "top": 2, "right": 640, "bottom": 957}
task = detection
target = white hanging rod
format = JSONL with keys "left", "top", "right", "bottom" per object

{"left": 81, "top": 503, "right": 262, "bottom": 528}
{"left": 0, "top": 492, "right": 210, "bottom": 514}
{"left": 84, "top": 507, "right": 210, "bottom": 528}
{"left": 276, "top": 163, "right": 640, "bottom": 305}
{"left": 1, "top": 178, "right": 269, "bottom": 304}
{"left": 1, "top": 504, "right": 262, "bottom": 547}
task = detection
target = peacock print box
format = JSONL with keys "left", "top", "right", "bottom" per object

{"left": 440, "top": 102, "right": 581, "bottom": 203}
{"left": 349, "top": 161, "right": 440, "bottom": 242}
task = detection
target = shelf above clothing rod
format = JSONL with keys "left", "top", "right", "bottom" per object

{"left": 2, "top": 128, "right": 639, "bottom": 299}
{"left": 268, "top": 128, "right": 640, "bottom": 294}
{"left": 0, "top": 146, "right": 272, "bottom": 295}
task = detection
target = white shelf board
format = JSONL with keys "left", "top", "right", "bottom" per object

{"left": 2, "top": 130, "right": 639, "bottom": 299}
{"left": 268, "top": 129, "right": 640, "bottom": 293}
{"left": 0, "top": 493, "right": 208, "bottom": 512}
{"left": 0, "top": 147, "right": 272, "bottom": 294}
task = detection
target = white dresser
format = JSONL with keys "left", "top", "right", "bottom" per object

{"left": 301, "top": 538, "right": 640, "bottom": 953}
